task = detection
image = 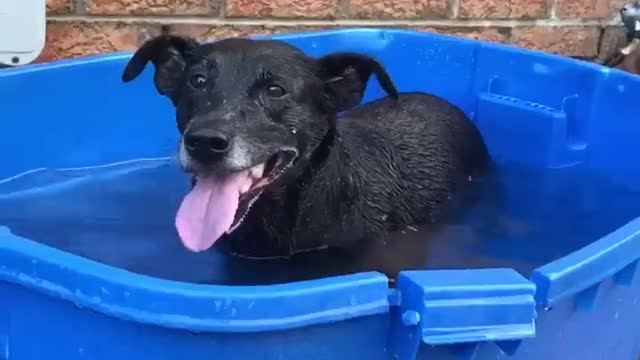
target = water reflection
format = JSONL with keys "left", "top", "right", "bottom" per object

{"left": 1, "top": 158, "right": 639, "bottom": 285}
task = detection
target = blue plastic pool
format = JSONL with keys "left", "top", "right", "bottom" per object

{"left": 1, "top": 28, "right": 640, "bottom": 360}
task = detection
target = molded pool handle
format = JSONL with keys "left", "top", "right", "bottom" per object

{"left": 387, "top": 268, "right": 537, "bottom": 360}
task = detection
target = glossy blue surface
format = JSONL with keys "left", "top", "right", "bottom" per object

{"left": 1, "top": 28, "right": 640, "bottom": 360}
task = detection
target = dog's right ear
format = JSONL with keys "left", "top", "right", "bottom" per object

{"left": 122, "top": 35, "right": 199, "bottom": 101}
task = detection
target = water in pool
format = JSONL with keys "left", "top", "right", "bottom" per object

{"left": 1, "top": 158, "right": 639, "bottom": 285}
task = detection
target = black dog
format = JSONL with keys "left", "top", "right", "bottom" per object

{"left": 122, "top": 35, "right": 491, "bottom": 266}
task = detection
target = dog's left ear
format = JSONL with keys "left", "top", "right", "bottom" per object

{"left": 318, "top": 52, "right": 399, "bottom": 112}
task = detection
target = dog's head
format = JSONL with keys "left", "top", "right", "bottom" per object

{"left": 122, "top": 35, "right": 398, "bottom": 252}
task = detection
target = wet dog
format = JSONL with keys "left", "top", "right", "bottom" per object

{"left": 122, "top": 35, "right": 491, "bottom": 266}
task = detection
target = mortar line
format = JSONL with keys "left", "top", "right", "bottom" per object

{"left": 337, "top": 0, "right": 351, "bottom": 20}
{"left": 450, "top": 0, "right": 461, "bottom": 19}
{"left": 549, "top": 0, "right": 557, "bottom": 19}
{"left": 217, "top": 0, "right": 227, "bottom": 18}
{"left": 47, "top": 15, "right": 622, "bottom": 27}
{"left": 73, "top": 0, "right": 85, "bottom": 15}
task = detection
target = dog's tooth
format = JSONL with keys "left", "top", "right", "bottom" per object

{"left": 251, "top": 163, "right": 265, "bottom": 178}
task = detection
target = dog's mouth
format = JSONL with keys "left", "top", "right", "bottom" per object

{"left": 175, "top": 149, "right": 298, "bottom": 252}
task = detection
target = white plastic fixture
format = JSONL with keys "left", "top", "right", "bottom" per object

{"left": 0, "top": 0, "right": 47, "bottom": 66}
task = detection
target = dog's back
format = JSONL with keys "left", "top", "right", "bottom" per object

{"left": 295, "top": 92, "right": 491, "bottom": 251}
{"left": 343, "top": 93, "right": 489, "bottom": 222}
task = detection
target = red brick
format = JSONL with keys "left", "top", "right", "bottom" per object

{"left": 511, "top": 26, "right": 601, "bottom": 56}
{"left": 170, "top": 24, "right": 340, "bottom": 42}
{"left": 459, "top": 0, "right": 548, "bottom": 19}
{"left": 350, "top": 0, "right": 449, "bottom": 19}
{"left": 414, "top": 26, "right": 511, "bottom": 43}
{"left": 226, "top": 0, "right": 338, "bottom": 18}
{"left": 172, "top": 25, "right": 509, "bottom": 46}
{"left": 46, "top": 0, "right": 74, "bottom": 14}
{"left": 85, "top": 0, "right": 214, "bottom": 15}
{"left": 555, "top": 0, "right": 626, "bottom": 19}
{"left": 37, "top": 21, "right": 160, "bottom": 62}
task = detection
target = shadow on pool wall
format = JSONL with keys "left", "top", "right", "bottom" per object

{"left": 1, "top": 28, "right": 640, "bottom": 360}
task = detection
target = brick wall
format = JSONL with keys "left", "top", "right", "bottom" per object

{"left": 42, "top": 0, "right": 628, "bottom": 63}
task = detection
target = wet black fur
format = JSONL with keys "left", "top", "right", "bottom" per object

{"left": 122, "top": 35, "right": 491, "bottom": 261}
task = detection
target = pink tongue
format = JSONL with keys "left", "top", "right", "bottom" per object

{"left": 175, "top": 173, "right": 251, "bottom": 252}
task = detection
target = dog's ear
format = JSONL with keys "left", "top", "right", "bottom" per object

{"left": 122, "top": 35, "right": 199, "bottom": 101}
{"left": 317, "top": 52, "right": 398, "bottom": 112}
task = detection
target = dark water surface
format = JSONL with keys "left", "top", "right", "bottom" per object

{"left": 1, "top": 158, "right": 639, "bottom": 285}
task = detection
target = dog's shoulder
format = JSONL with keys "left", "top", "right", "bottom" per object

{"left": 338, "top": 92, "right": 466, "bottom": 129}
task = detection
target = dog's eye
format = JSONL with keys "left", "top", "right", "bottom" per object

{"left": 265, "top": 85, "right": 286, "bottom": 98}
{"left": 189, "top": 74, "right": 208, "bottom": 89}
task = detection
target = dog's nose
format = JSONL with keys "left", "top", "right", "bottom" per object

{"left": 183, "top": 131, "right": 231, "bottom": 159}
